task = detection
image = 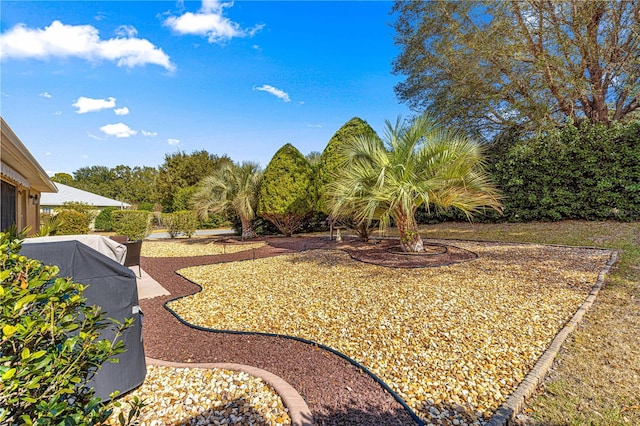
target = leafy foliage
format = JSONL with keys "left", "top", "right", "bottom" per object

{"left": 192, "top": 161, "right": 262, "bottom": 239}
{"left": 490, "top": 120, "right": 640, "bottom": 221}
{"left": 162, "top": 211, "right": 199, "bottom": 238}
{"left": 0, "top": 232, "right": 135, "bottom": 425}
{"left": 327, "top": 115, "right": 502, "bottom": 252}
{"left": 70, "top": 165, "right": 158, "bottom": 206}
{"left": 94, "top": 207, "right": 119, "bottom": 232}
{"left": 393, "top": 1, "right": 640, "bottom": 136}
{"left": 54, "top": 210, "right": 89, "bottom": 235}
{"left": 111, "top": 210, "right": 152, "bottom": 241}
{"left": 155, "top": 151, "right": 231, "bottom": 212}
{"left": 258, "top": 144, "right": 315, "bottom": 236}
{"left": 317, "top": 117, "right": 380, "bottom": 214}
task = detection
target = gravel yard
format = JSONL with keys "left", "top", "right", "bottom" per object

{"left": 142, "top": 240, "right": 266, "bottom": 258}
{"left": 107, "top": 365, "right": 291, "bottom": 426}
{"left": 166, "top": 240, "right": 612, "bottom": 425}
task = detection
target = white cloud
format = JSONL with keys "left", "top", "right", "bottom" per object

{"left": 45, "top": 152, "right": 52, "bottom": 156}
{"left": 307, "top": 123, "right": 322, "bottom": 128}
{"left": 164, "top": 0, "right": 263, "bottom": 43}
{"left": 0, "top": 20, "right": 175, "bottom": 71}
{"left": 73, "top": 96, "right": 116, "bottom": 114}
{"left": 114, "top": 106, "right": 130, "bottom": 115}
{"left": 87, "top": 132, "right": 103, "bottom": 140}
{"left": 115, "top": 25, "right": 138, "bottom": 38}
{"left": 254, "top": 84, "right": 290, "bottom": 102}
{"left": 54, "top": 111, "right": 62, "bottom": 115}
{"left": 39, "top": 91, "right": 52, "bottom": 98}
{"left": 100, "top": 123, "right": 137, "bottom": 138}
{"left": 142, "top": 130, "right": 158, "bottom": 137}
{"left": 167, "top": 138, "right": 180, "bottom": 146}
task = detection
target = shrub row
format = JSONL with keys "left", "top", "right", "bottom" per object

{"left": 162, "top": 211, "right": 198, "bottom": 238}
{"left": 490, "top": 120, "right": 640, "bottom": 222}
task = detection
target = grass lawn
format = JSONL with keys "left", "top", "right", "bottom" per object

{"left": 418, "top": 221, "right": 640, "bottom": 425}
{"left": 166, "top": 226, "right": 616, "bottom": 425}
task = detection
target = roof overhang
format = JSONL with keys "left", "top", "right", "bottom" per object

{"left": 1, "top": 117, "right": 57, "bottom": 193}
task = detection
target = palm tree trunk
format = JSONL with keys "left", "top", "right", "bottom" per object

{"left": 240, "top": 216, "right": 256, "bottom": 240}
{"left": 396, "top": 212, "right": 423, "bottom": 252}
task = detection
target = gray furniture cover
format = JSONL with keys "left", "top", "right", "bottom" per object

{"left": 20, "top": 240, "right": 146, "bottom": 400}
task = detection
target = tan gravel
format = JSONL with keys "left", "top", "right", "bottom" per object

{"left": 107, "top": 365, "right": 291, "bottom": 426}
{"left": 167, "top": 240, "right": 612, "bottom": 425}
{"left": 141, "top": 241, "right": 266, "bottom": 258}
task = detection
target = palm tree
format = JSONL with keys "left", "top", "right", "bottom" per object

{"left": 327, "top": 115, "right": 502, "bottom": 252}
{"left": 192, "top": 161, "right": 263, "bottom": 240}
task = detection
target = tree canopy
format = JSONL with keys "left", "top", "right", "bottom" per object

{"left": 258, "top": 143, "right": 315, "bottom": 236}
{"left": 392, "top": 0, "right": 640, "bottom": 136}
{"left": 317, "top": 117, "right": 380, "bottom": 214}
{"left": 155, "top": 150, "right": 231, "bottom": 212}
{"left": 192, "top": 161, "right": 263, "bottom": 239}
{"left": 327, "top": 115, "right": 502, "bottom": 252}
{"left": 68, "top": 165, "right": 158, "bottom": 205}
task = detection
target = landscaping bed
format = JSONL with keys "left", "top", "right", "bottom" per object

{"left": 166, "top": 240, "right": 612, "bottom": 425}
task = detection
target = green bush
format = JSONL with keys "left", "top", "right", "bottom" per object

{"left": 199, "top": 213, "right": 230, "bottom": 229}
{"left": 0, "top": 232, "right": 139, "bottom": 424}
{"left": 55, "top": 210, "right": 90, "bottom": 235}
{"left": 111, "top": 210, "right": 152, "bottom": 241}
{"left": 162, "top": 211, "right": 198, "bottom": 238}
{"left": 61, "top": 202, "right": 98, "bottom": 227}
{"left": 258, "top": 143, "right": 315, "bottom": 236}
{"left": 490, "top": 120, "right": 640, "bottom": 221}
{"left": 94, "top": 207, "right": 119, "bottom": 232}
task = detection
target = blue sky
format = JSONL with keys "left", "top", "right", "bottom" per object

{"left": 1, "top": 0, "right": 410, "bottom": 175}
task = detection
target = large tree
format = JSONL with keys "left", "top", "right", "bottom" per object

{"left": 155, "top": 150, "right": 231, "bottom": 212}
{"left": 192, "top": 161, "right": 263, "bottom": 239}
{"left": 393, "top": 0, "right": 640, "bottom": 136}
{"left": 327, "top": 115, "right": 502, "bottom": 252}
{"left": 258, "top": 143, "right": 315, "bottom": 237}
{"left": 69, "top": 165, "right": 158, "bottom": 205}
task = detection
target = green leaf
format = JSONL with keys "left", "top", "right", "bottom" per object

{"left": 15, "top": 293, "right": 37, "bottom": 310}
{"left": 1, "top": 367, "right": 16, "bottom": 381}
{"left": 2, "top": 324, "right": 16, "bottom": 337}
{"left": 21, "top": 348, "right": 31, "bottom": 360}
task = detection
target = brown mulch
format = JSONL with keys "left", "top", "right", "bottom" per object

{"left": 140, "top": 236, "right": 471, "bottom": 425}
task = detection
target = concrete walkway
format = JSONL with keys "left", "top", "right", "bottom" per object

{"left": 130, "top": 266, "right": 170, "bottom": 300}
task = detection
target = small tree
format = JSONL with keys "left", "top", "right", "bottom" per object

{"left": 258, "top": 144, "right": 315, "bottom": 237}
{"left": 192, "top": 161, "right": 262, "bottom": 239}
{"left": 318, "top": 117, "right": 381, "bottom": 240}
{"left": 328, "top": 115, "right": 502, "bottom": 252}
{"left": 111, "top": 210, "right": 152, "bottom": 241}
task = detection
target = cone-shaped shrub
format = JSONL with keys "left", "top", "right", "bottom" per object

{"left": 258, "top": 143, "right": 314, "bottom": 236}
{"left": 317, "top": 117, "right": 380, "bottom": 213}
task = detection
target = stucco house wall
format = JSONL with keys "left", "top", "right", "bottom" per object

{"left": 1, "top": 117, "right": 57, "bottom": 233}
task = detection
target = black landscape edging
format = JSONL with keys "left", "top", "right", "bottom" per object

{"left": 161, "top": 261, "right": 425, "bottom": 426}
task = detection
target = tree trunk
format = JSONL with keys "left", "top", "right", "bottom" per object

{"left": 357, "top": 222, "right": 370, "bottom": 242}
{"left": 396, "top": 212, "right": 423, "bottom": 252}
{"left": 240, "top": 216, "right": 256, "bottom": 240}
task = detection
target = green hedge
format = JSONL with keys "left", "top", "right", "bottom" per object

{"left": 54, "top": 210, "right": 89, "bottom": 235}
{"left": 491, "top": 121, "right": 640, "bottom": 222}
{"left": 94, "top": 207, "right": 118, "bottom": 232}
{"left": 162, "top": 211, "right": 198, "bottom": 238}
{"left": 111, "top": 210, "right": 152, "bottom": 241}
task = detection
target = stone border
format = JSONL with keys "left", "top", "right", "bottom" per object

{"left": 145, "top": 357, "right": 314, "bottom": 426}
{"left": 486, "top": 250, "right": 619, "bottom": 426}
